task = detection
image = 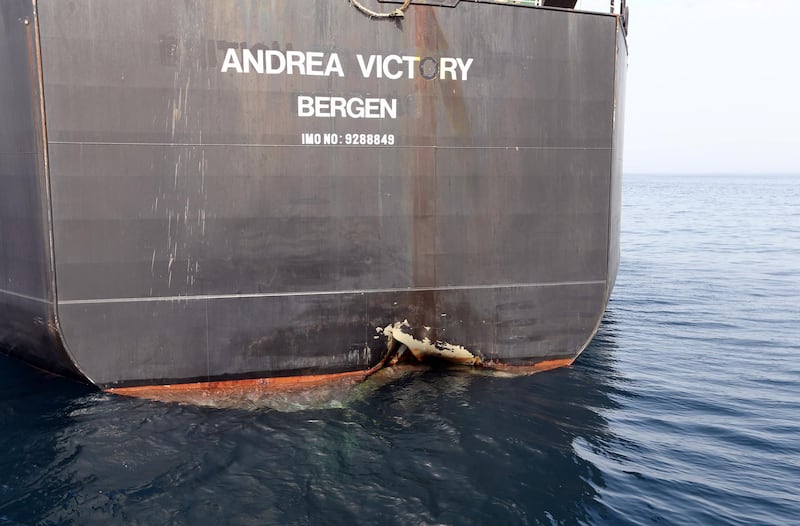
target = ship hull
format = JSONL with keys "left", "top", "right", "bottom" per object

{"left": 1, "top": 0, "right": 627, "bottom": 388}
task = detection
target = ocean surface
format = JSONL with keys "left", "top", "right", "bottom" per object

{"left": 1, "top": 173, "right": 799, "bottom": 525}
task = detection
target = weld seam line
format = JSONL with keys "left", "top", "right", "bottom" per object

{"left": 58, "top": 280, "right": 607, "bottom": 305}
{"left": 0, "top": 289, "right": 52, "bottom": 304}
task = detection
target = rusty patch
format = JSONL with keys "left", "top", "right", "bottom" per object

{"left": 106, "top": 353, "right": 575, "bottom": 409}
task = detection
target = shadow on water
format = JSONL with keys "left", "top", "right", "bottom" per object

{"left": 0, "top": 316, "right": 630, "bottom": 525}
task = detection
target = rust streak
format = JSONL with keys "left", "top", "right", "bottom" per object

{"left": 107, "top": 368, "right": 371, "bottom": 399}
{"left": 484, "top": 357, "right": 575, "bottom": 374}
{"left": 107, "top": 356, "right": 575, "bottom": 403}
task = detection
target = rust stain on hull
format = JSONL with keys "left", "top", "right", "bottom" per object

{"left": 106, "top": 368, "right": 373, "bottom": 409}
{"left": 483, "top": 357, "right": 576, "bottom": 375}
{"left": 108, "top": 369, "right": 369, "bottom": 398}
{"left": 107, "top": 357, "right": 576, "bottom": 407}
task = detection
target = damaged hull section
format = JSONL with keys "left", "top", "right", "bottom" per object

{"left": 1, "top": 0, "right": 628, "bottom": 390}
{"left": 381, "top": 321, "right": 483, "bottom": 367}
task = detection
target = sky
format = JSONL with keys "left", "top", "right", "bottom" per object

{"left": 597, "top": 0, "right": 800, "bottom": 174}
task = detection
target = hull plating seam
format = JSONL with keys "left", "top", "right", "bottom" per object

{"left": 0, "top": 289, "right": 52, "bottom": 304}
{"left": 57, "top": 280, "right": 607, "bottom": 305}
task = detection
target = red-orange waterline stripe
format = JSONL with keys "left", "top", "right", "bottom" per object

{"left": 107, "top": 357, "right": 576, "bottom": 399}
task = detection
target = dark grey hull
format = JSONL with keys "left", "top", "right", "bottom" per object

{"left": 1, "top": 0, "right": 627, "bottom": 388}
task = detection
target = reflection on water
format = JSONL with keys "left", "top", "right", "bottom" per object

{"left": 0, "top": 320, "right": 625, "bottom": 525}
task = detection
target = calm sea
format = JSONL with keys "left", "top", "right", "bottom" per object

{"left": 1, "top": 174, "right": 799, "bottom": 525}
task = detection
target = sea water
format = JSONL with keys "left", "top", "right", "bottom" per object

{"left": 1, "top": 174, "right": 799, "bottom": 525}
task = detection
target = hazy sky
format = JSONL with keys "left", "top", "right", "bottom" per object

{"left": 618, "top": 0, "right": 800, "bottom": 174}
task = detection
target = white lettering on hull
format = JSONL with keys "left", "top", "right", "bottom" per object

{"left": 297, "top": 96, "right": 397, "bottom": 119}
{"left": 219, "top": 47, "right": 475, "bottom": 125}
{"left": 221, "top": 48, "right": 345, "bottom": 76}
{"left": 221, "top": 49, "right": 473, "bottom": 81}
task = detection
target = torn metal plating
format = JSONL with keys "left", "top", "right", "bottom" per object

{"left": 378, "top": 320, "right": 483, "bottom": 367}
